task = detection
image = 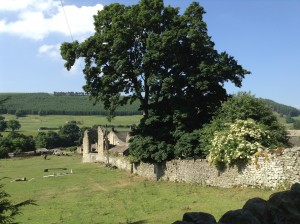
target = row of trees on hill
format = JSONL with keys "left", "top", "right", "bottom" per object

{"left": 53, "top": 91, "right": 87, "bottom": 96}
{"left": 61, "top": 0, "right": 289, "bottom": 166}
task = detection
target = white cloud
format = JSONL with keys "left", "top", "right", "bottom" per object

{"left": 0, "top": 0, "right": 34, "bottom": 11}
{"left": 0, "top": 0, "right": 103, "bottom": 40}
{"left": 38, "top": 44, "right": 60, "bottom": 59}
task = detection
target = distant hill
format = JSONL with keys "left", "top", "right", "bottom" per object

{"left": 262, "top": 99, "right": 300, "bottom": 117}
{"left": 0, "top": 93, "right": 141, "bottom": 116}
{"left": 0, "top": 93, "right": 298, "bottom": 117}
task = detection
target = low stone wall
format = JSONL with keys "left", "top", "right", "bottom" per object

{"left": 82, "top": 147, "right": 300, "bottom": 189}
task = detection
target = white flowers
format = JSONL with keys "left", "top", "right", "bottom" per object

{"left": 207, "top": 119, "right": 269, "bottom": 165}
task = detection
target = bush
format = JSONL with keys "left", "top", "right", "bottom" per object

{"left": 207, "top": 119, "right": 269, "bottom": 166}
{"left": 0, "top": 133, "right": 35, "bottom": 157}
{"left": 129, "top": 135, "right": 174, "bottom": 163}
{"left": 35, "top": 131, "right": 61, "bottom": 149}
{"left": 200, "top": 92, "right": 290, "bottom": 158}
{"left": 174, "top": 130, "right": 202, "bottom": 159}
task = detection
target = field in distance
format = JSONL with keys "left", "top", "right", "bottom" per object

{"left": 1, "top": 155, "right": 279, "bottom": 224}
{"left": 1, "top": 114, "right": 142, "bottom": 136}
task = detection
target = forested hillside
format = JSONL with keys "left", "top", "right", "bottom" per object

{"left": 0, "top": 93, "right": 141, "bottom": 116}
{"left": 263, "top": 99, "right": 300, "bottom": 116}
{"left": 0, "top": 93, "right": 298, "bottom": 117}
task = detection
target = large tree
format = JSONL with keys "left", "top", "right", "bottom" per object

{"left": 61, "top": 0, "right": 249, "bottom": 162}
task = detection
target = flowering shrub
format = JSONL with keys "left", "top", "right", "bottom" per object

{"left": 207, "top": 119, "right": 270, "bottom": 166}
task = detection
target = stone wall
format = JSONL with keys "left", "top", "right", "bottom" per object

{"left": 83, "top": 147, "right": 300, "bottom": 189}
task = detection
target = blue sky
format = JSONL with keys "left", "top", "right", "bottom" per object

{"left": 0, "top": 0, "right": 299, "bottom": 108}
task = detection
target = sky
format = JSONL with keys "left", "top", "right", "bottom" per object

{"left": 0, "top": 0, "right": 299, "bottom": 108}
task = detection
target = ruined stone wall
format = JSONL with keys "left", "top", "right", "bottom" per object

{"left": 82, "top": 147, "right": 300, "bottom": 188}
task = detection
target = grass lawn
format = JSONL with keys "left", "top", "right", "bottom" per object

{"left": 1, "top": 114, "right": 142, "bottom": 136}
{"left": 1, "top": 155, "right": 278, "bottom": 224}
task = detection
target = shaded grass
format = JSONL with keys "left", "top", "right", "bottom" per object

{"left": 1, "top": 155, "right": 278, "bottom": 223}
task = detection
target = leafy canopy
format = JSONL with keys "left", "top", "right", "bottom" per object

{"left": 61, "top": 0, "right": 250, "bottom": 163}
{"left": 6, "top": 120, "right": 21, "bottom": 132}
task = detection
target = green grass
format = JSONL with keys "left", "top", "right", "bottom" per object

{"left": 1, "top": 114, "right": 142, "bottom": 136}
{"left": 1, "top": 155, "right": 278, "bottom": 224}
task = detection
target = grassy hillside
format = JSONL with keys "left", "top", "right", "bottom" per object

{"left": 1, "top": 155, "right": 278, "bottom": 224}
{"left": 0, "top": 93, "right": 141, "bottom": 116}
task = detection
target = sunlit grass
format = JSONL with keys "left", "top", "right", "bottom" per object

{"left": 1, "top": 155, "right": 278, "bottom": 224}
{"left": 1, "top": 114, "right": 142, "bottom": 136}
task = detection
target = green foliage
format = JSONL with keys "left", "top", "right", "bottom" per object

{"left": 0, "top": 180, "right": 35, "bottom": 224}
{"left": 0, "top": 133, "right": 35, "bottom": 157}
{"left": 207, "top": 119, "right": 269, "bottom": 166}
{"left": 6, "top": 120, "right": 21, "bottom": 132}
{"left": 293, "top": 120, "right": 300, "bottom": 130}
{"left": 58, "top": 123, "right": 81, "bottom": 147}
{"left": 200, "top": 92, "right": 290, "bottom": 158}
{"left": 0, "top": 93, "right": 141, "bottom": 116}
{"left": 0, "top": 121, "right": 6, "bottom": 132}
{"left": 35, "top": 131, "right": 61, "bottom": 149}
{"left": 174, "top": 130, "right": 202, "bottom": 159}
{"left": 129, "top": 135, "right": 174, "bottom": 163}
{"left": 71, "top": 0, "right": 248, "bottom": 163}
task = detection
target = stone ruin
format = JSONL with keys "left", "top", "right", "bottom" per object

{"left": 82, "top": 126, "right": 130, "bottom": 163}
{"left": 174, "top": 183, "right": 300, "bottom": 224}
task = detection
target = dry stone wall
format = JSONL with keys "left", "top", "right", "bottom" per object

{"left": 83, "top": 147, "right": 300, "bottom": 189}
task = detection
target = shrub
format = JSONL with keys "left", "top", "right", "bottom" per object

{"left": 0, "top": 133, "right": 35, "bottom": 157}
{"left": 207, "top": 119, "right": 269, "bottom": 166}
{"left": 200, "top": 92, "right": 290, "bottom": 158}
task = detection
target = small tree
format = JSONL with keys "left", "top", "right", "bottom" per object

{"left": 59, "top": 123, "right": 81, "bottom": 147}
{"left": 0, "top": 179, "right": 35, "bottom": 224}
{"left": 6, "top": 120, "right": 21, "bottom": 132}
{"left": 35, "top": 131, "right": 61, "bottom": 149}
